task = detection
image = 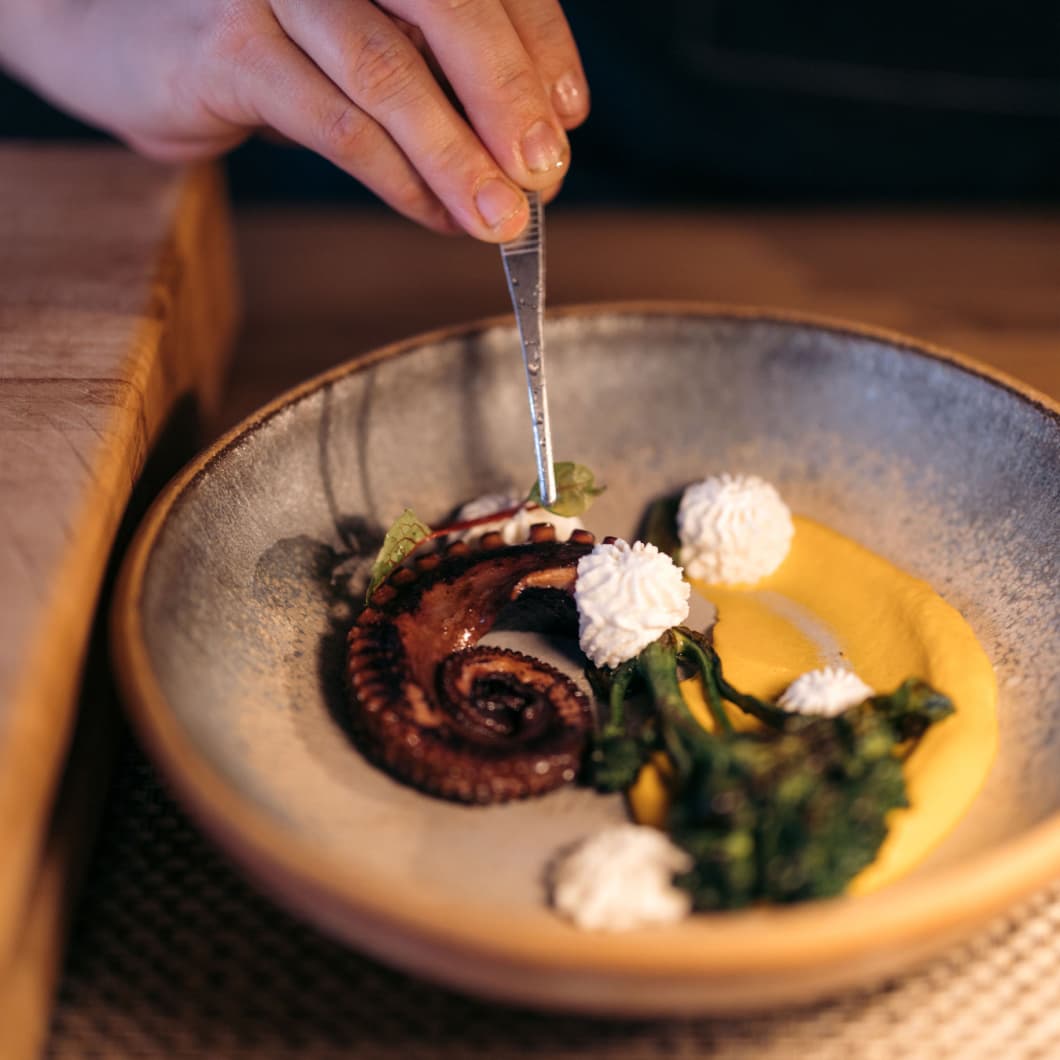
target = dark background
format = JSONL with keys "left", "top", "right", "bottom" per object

{"left": 4, "top": 0, "right": 1060, "bottom": 205}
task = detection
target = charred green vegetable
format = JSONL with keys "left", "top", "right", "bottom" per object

{"left": 585, "top": 628, "right": 954, "bottom": 908}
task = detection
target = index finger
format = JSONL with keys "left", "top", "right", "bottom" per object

{"left": 380, "top": 0, "right": 571, "bottom": 190}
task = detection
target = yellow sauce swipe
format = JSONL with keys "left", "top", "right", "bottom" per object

{"left": 629, "top": 516, "right": 998, "bottom": 895}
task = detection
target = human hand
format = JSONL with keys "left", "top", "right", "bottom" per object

{"left": 0, "top": 0, "right": 589, "bottom": 240}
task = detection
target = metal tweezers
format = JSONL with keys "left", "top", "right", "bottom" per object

{"left": 499, "top": 191, "right": 556, "bottom": 506}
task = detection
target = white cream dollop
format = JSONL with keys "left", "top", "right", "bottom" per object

{"left": 778, "top": 666, "right": 874, "bottom": 717}
{"left": 677, "top": 473, "right": 794, "bottom": 586}
{"left": 575, "top": 540, "right": 690, "bottom": 669}
{"left": 452, "top": 491, "right": 583, "bottom": 545}
{"left": 551, "top": 824, "right": 693, "bottom": 931}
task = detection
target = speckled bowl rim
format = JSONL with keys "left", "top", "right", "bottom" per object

{"left": 113, "top": 302, "right": 1060, "bottom": 996}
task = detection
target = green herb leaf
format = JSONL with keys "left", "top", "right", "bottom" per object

{"left": 365, "top": 508, "right": 432, "bottom": 600}
{"left": 527, "top": 462, "right": 605, "bottom": 517}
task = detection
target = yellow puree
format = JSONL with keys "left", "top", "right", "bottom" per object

{"left": 629, "top": 516, "right": 998, "bottom": 895}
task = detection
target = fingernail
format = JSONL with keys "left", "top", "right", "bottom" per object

{"left": 521, "top": 120, "right": 567, "bottom": 175}
{"left": 475, "top": 177, "right": 525, "bottom": 229}
{"left": 552, "top": 72, "right": 587, "bottom": 119}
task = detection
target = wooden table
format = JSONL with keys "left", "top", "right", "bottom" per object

{"left": 0, "top": 145, "right": 238, "bottom": 1059}
{"left": 229, "top": 205, "right": 1060, "bottom": 425}
{"left": 3, "top": 143, "right": 1060, "bottom": 1056}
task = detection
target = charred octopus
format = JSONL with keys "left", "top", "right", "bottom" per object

{"left": 346, "top": 524, "right": 603, "bottom": 803}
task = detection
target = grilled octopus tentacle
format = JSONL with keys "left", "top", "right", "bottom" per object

{"left": 346, "top": 526, "right": 598, "bottom": 804}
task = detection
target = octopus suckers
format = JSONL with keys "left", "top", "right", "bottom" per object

{"left": 346, "top": 528, "right": 597, "bottom": 804}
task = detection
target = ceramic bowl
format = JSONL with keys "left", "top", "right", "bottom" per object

{"left": 113, "top": 304, "right": 1060, "bottom": 1015}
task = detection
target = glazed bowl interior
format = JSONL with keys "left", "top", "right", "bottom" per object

{"left": 119, "top": 306, "right": 1060, "bottom": 1013}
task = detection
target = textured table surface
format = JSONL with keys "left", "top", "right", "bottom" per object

{"left": 45, "top": 203, "right": 1060, "bottom": 1057}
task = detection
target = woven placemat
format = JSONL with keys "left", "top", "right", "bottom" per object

{"left": 46, "top": 745, "right": 1060, "bottom": 1060}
